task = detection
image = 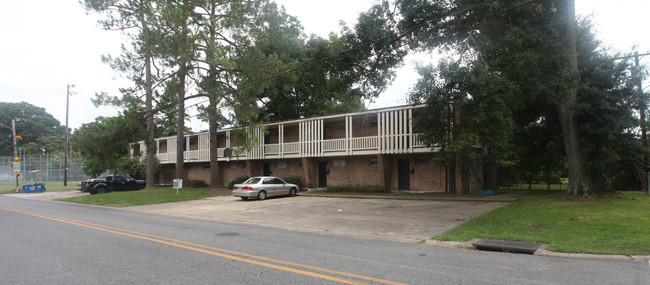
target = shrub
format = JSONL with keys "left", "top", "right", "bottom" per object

{"left": 228, "top": 176, "right": 249, "bottom": 189}
{"left": 324, "top": 185, "right": 384, "bottom": 193}
{"left": 183, "top": 180, "right": 209, "bottom": 188}
{"left": 282, "top": 176, "right": 303, "bottom": 189}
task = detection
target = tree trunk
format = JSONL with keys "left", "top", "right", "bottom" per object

{"left": 559, "top": 105, "right": 593, "bottom": 196}
{"left": 558, "top": 0, "right": 593, "bottom": 196}
{"left": 208, "top": 101, "right": 219, "bottom": 189}
{"left": 144, "top": 53, "right": 155, "bottom": 189}
{"left": 143, "top": 14, "right": 155, "bottom": 189}
{"left": 175, "top": 64, "right": 187, "bottom": 180}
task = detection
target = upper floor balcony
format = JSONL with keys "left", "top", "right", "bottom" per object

{"left": 131, "top": 105, "right": 433, "bottom": 164}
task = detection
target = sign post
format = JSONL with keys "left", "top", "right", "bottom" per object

{"left": 13, "top": 161, "right": 20, "bottom": 192}
{"left": 173, "top": 179, "right": 183, "bottom": 195}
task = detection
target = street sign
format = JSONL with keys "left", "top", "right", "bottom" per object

{"left": 13, "top": 162, "right": 20, "bottom": 173}
{"left": 173, "top": 179, "right": 183, "bottom": 195}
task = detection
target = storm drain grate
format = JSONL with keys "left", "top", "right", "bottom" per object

{"left": 472, "top": 238, "right": 544, "bottom": 254}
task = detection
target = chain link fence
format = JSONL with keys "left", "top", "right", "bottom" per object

{"left": 0, "top": 154, "right": 91, "bottom": 184}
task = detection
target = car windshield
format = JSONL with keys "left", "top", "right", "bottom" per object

{"left": 243, "top": 178, "right": 261, "bottom": 184}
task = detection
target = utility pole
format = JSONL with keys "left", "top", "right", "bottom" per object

{"left": 12, "top": 119, "right": 19, "bottom": 192}
{"left": 64, "top": 84, "right": 74, "bottom": 187}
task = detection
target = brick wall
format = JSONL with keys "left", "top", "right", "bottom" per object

{"left": 352, "top": 117, "right": 377, "bottom": 137}
{"left": 284, "top": 125, "right": 299, "bottom": 142}
{"left": 223, "top": 161, "right": 250, "bottom": 186}
{"left": 322, "top": 156, "right": 381, "bottom": 187}
{"left": 387, "top": 155, "right": 446, "bottom": 192}
{"left": 265, "top": 159, "right": 303, "bottom": 181}
{"left": 156, "top": 155, "right": 445, "bottom": 192}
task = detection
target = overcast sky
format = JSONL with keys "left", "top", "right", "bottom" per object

{"left": 1, "top": 0, "right": 648, "bottom": 132}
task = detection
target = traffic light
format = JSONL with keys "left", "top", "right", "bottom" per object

{"left": 14, "top": 157, "right": 19, "bottom": 162}
{"left": 16, "top": 172, "right": 20, "bottom": 177}
{"left": 15, "top": 135, "right": 22, "bottom": 140}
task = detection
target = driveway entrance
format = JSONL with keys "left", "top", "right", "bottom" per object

{"left": 126, "top": 196, "right": 508, "bottom": 242}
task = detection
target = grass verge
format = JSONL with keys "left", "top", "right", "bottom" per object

{"left": 56, "top": 187, "right": 232, "bottom": 207}
{"left": 436, "top": 190, "right": 650, "bottom": 255}
{"left": 0, "top": 181, "right": 80, "bottom": 194}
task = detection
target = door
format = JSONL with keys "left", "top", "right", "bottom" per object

{"left": 262, "top": 177, "right": 278, "bottom": 196}
{"left": 318, "top": 161, "right": 328, "bottom": 188}
{"left": 263, "top": 163, "right": 271, "bottom": 176}
{"left": 398, "top": 159, "right": 410, "bottom": 190}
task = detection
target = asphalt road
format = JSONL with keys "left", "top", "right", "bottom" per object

{"left": 1, "top": 196, "right": 649, "bottom": 284}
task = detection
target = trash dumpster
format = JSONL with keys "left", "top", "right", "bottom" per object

{"left": 23, "top": 184, "right": 46, "bottom": 193}
{"left": 33, "top": 183, "right": 46, "bottom": 192}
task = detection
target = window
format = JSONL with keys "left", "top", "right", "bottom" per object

{"left": 332, "top": 160, "right": 345, "bottom": 167}
{"left": 242, "top": 162, "right": 247, "bottom": 169}
{"left": 276, "top": 162, "right": 287, "bottom": 169}
{"left": 415, "top": 158, "right": 432, "bottom": 166}
{"left": 262, "top": 178, "right": 275, "bottom": 184}
{"left": 370, "top": 120, "right": 378, "bottom": 127}
{"left": 229, "top": 163, "right": 237, "bottom": 169}
{"left": 369, "top": 159, "right": 379, "bottom": 166}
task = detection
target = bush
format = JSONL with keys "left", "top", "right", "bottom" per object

{"left": 324, "top": 185, "right": 384, "bottom": 193}
{"left": 227, "top": 176, "right": 249, "bottom": 189}
{"left": 282, "top": 176, "right": 303, "bottom": 189}
{"left": 183, "top": 180, "right": 209, "bottom": 188}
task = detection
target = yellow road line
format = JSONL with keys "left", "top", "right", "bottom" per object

{"left": 0, "top": 205, "right": 408, "bottom": 285}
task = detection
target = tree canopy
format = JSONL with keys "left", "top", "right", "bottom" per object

{"left": 398, "top": 0, "right": 643, "bottom": 194}
{"left": 0, "top": 102, "right": 66, "bottom": 156}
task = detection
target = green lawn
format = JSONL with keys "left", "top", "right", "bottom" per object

{"left": 56, "top": 187, "right": 231, "bottom": 207}
{"left": 437, "top": 191, "right": 650, "bottom": 255}
{"left": 0, "top": 181, "right": 80, "bottom": 194}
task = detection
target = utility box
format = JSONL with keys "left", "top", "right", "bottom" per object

{"left": 23, "top": 184, "right": 46, "bottom": 193}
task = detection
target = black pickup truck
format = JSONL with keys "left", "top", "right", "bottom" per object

{"left": 80, "top": 175, "right": 146, "bottom": 194}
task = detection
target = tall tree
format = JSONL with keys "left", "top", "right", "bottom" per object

{"left": 83, "top": 0, "right": 158, "bottom": 189}
{"left": 153, "top": 0, "right": 200, "bottom": 181}
{"left": 192, "top": 0, "right": 271, "bottom": 188}
{"left": 399, "top": 0, "right": 639, "bottom": 195}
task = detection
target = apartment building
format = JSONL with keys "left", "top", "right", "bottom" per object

{"left": 132, "top": 104, "right": 477, "bottom": 192}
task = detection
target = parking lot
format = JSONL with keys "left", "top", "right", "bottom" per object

{"left": 126, "top": 195, "right": 509, "bottom": 242}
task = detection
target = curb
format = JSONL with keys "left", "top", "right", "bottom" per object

{"left": 297, "top": 193, "right": 517, "bottom": 202}
{"left": 425, "top": 239, "right": 650, "bottom": 261}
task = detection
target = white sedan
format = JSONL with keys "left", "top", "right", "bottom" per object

{"left": 232, "top": 176, "right": 299, "bottom": 200}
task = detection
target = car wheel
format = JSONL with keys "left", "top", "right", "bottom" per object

{"left": 96, "top": 187, "right": 106, "bottom": 194}
{"left": 240, "top": 197, "right": 249, "bottom": 200}
{"left": 257, "top": 190, "right": 267, "bottom": 200}
{"left": 289, "top": 187, "right": 297, "bottom": 197}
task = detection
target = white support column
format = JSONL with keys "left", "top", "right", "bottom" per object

{"left": 299, "top": 122, "right": 304, "bottom": 157}
{"left": 409, "top": 108, "right": 413, "bottom": 153}
{"left": 377, "top": 112, "right": 386, "bottom": 153}
{"left": 395, "top": 110, "right": 404, "bottom": 152}
{"left": 401, "top": 110, "right": 409, "bottom": 152}
{"left": 279, "top": 124, "right": 284, "bottom": 158}
{"left": 346, "top": 116, "right": 351, "bottom": 155}
{"left": 388, "top": 111, "right": 395, "bottom": 153}
{"left": 308, "top": 120, "right": 313, "bottom": 157}
{"left": 318, "top": 119, "right": 322, "bottom": 156}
